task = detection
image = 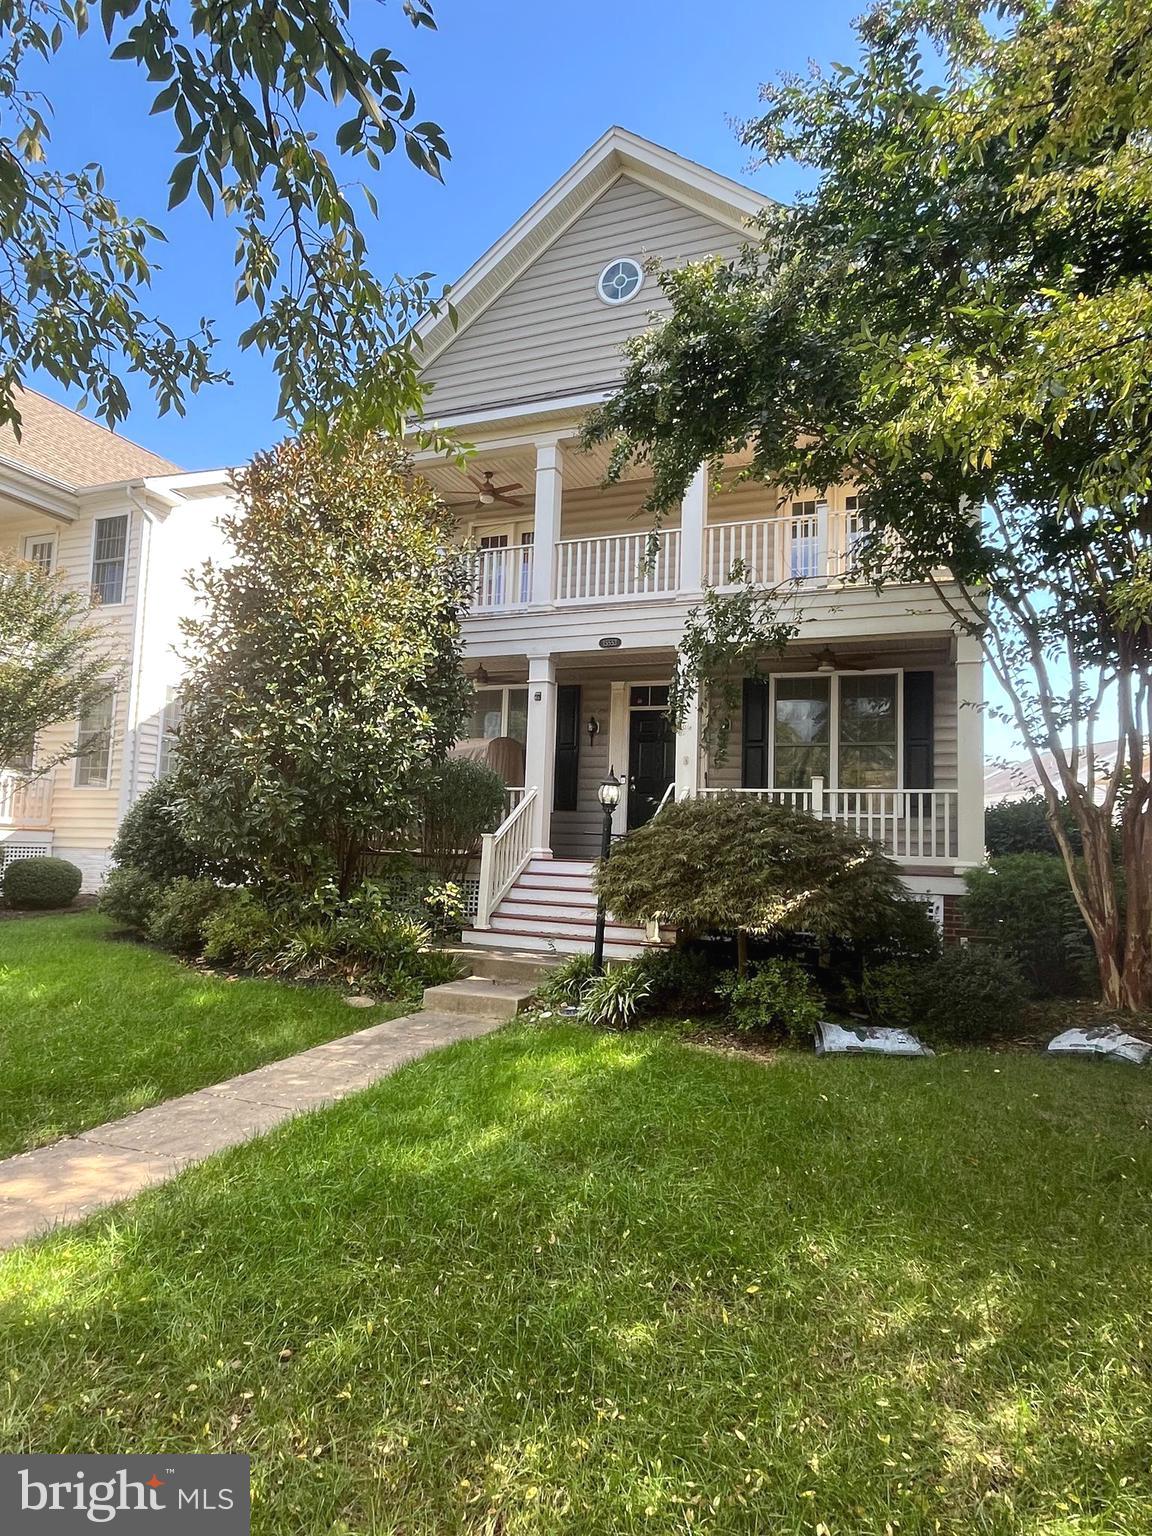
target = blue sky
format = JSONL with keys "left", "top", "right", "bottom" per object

{"left": 29, "top": 0, "right": 865, "bottom": 469}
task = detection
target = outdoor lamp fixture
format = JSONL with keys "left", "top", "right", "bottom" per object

{"left": 471, "top": 664, "right": 489, "bottom": 688}
{"left": 593, "top": 769, "right": 622, "bottom": 972}
{"left": 587, "top": 715, "right": 600, "bottom": 748}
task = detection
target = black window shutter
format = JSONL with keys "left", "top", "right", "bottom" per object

{"left": 903, "top": 671, "right": 935, "bottom": 788}
{"left": 741, "top": 678, "right": 771, "bottom": 788}
{"left": 554, "top": 684, "right": 581, "bottom": 812}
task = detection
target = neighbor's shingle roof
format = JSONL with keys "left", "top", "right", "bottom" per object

{"left": 0, "top": 388, "right": 181, "bottom": 488}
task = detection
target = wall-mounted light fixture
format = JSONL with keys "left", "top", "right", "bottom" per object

{"left": 587, "top": 715, "right": 600, "bottom": 748}
{"left": 471, "top": 664, "right": 489, "bottom": 688}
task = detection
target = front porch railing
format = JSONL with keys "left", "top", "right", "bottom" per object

{"left": 699, "top": 780, "right": 958, "bottom": 861}
{"left": 555, "top": 528, "right": 680, "bottom": 603}
{"left": 0, "top": 770, "right": 52, "bottom": 828}
{"left": 475, "top": 786, "right": 537, "bottom": 927}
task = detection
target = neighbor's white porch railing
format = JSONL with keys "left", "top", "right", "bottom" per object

{"left": 705, "top": 507, "right": 891, "bottom": 589}
{"left": 555, "top": 528, "right": 681, "bottom": 603}
{"left": 475, "top": 786, "right": 538, "bottom": 927}
{"left": 0, "top": 770, "right": 52, "bottom": 828}
{"left": 698, "top": 778, "right": 958, "bottom": 861}
{"left": 471, "top": 545, "right": 534, "bottom": 611}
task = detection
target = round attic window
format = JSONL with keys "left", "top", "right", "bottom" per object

{"left": 597, "top": 258, "right": 644, "bottom": 306}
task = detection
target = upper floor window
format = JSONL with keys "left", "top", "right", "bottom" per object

{"left": 23, "top": 534, "right": 55, "bottom": 574}
{"left": 75, "top": 690, "right": 115, "bottom": 788}
{"left": 91, "top": 515, "right": 128, "bottom": 606}
{"left": 597, "top": 258, "right": 643, "bottom": 306}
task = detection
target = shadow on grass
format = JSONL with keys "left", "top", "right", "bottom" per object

{"left": 1, "top": 1021, "right": 1151, "bottom": 1534}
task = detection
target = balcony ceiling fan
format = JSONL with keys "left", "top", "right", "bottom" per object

{"left": 809, "top": 645, "right": 875, "bottom": 673}
{"left": 448, "top": 469, "right": 524, "bottom": 509}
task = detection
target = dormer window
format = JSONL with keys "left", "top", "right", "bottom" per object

{"left": 597, "top": 258, "right": 643, "bottom": 305}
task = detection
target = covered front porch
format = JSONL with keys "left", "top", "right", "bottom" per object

{"left": 462, "top": 634, "right": 984, "bottom": 911}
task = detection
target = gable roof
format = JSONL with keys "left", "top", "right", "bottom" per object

{"left": 415, "top": 127, "right": 772, "bottom": 373}
{"left": 0, "top": 387, "right": 181, "bottom": 489}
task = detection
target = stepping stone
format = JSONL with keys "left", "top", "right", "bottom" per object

{"left": 1047, "top": 1025, "right": 1152, "bottom": 1066}
{"left": 815, "top": 1020, "right": 934, "bottom": 1057}
{"left": 344, "top": 994, "right": 376, "bottom": 1008}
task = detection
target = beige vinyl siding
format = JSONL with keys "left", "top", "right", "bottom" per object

{"left": 703, "top": 649, "right": 958, "bottom": 792}
{"left": 422, "top": 175, "right": 743, "bottom": 417}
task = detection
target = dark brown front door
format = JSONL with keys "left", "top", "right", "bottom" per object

{"left": 627, "top": 710, "right": 674, "bottom": 829}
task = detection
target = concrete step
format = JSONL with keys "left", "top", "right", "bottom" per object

{"left": 443, "top": 945, "right": 563, "bottom": 986}
{"left": 420, "top": 978, "right": 535, "bottom": 1018}
{"left": 461, "top": 926, "right": 656, "bottom": 960}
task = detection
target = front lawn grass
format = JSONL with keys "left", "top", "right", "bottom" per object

{"left": 2, "top": 1020, "right": 1151, "bottom": 1533}
{"left": 0, "top": 913, "right": 407, "bottom": 1156}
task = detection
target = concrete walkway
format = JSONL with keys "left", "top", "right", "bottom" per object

{"left": 0, "top": 1009, "right": 501, "bottom": 1251}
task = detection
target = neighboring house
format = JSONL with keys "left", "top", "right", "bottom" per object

{"left": 414, "top": 128, "right": 985, "bottom": 955}
{"left": 0, "top": 389, "right": 233, "bottom": 888}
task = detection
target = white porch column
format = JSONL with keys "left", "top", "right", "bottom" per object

{"left": 674, "top": 690, "right": 702, "bottom": 801}
{"left": 531, "top": 436, "right": 564, "bottom": 606}
{"left": 679, "top": 464, "right": 707, "bottom": 594}
{"left": 524, "top": 654, "right": 558, "bottom": 856}
{"left": 955, "top": 633, "right": 986, "bottom": 865}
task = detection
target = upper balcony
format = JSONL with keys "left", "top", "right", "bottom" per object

{"left": 418, "top": 437, "right": 918, "bottom": 617}
{"left": 0, "top": 770, "right": 53, "bottom": 830}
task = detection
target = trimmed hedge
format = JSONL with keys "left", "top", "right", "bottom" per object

{"left": 3, "top": 855, "right": 83, "bottom": 910}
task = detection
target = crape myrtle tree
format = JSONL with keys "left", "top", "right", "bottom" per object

{"left": 585, "top": 0, "right": 1152, "bottom": 1011}
{"left": 172, "top": 434, "right": 472, "bottom": 895}
{"left": 0, "top": 549, "right": 116, "bottom": 773}
{"left": 0, "top": 0, "right": 452, "bottom": 441}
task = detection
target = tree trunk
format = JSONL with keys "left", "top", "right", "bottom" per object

{"left": 1058, "top": 801, "right": 1152, "bottom": 1012}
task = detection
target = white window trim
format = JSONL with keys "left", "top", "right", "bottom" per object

{"left": 88, "top": 510, "right": 131, "bottom": 608}
{"left": 596, "top": 257, "right": 645, "bottom": 307}
{"left": 73, "top": 685, "right": 117, "bottom": 790}
{"left": 23, "top": 532, "right": 57, "bottom": 573}
{"left": 767, "top": 669, "right": 905, "bottom": 792}
{"left": 468, "top": 683, "right": 528, "bottom": 742}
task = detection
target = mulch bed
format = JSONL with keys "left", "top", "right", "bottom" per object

{"left": 0, "top": 897, "right": 100, "bottom": 922}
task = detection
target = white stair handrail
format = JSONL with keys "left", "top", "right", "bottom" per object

{"left": 475, "top": 786, "right": 538, "bottom": 928}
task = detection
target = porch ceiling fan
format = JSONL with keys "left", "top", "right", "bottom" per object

{"left": 809, "top": 645, "right": 876, "bottom": 673}
{"left": 448, "top": 469, "right": 524, "bottom": 509}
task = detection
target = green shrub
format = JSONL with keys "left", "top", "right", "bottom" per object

{"left": 200, "top": 888, "right": 279, "bottom": 965}
{"left": 419, "top": 758, "right": 508, "bottom": 883}
{"left": 2, "top": 855, "right": 83, "bottom": 910}
{"left": 537, "top": 953, "right": 597, "bottom": 1008}
{"left": 854, "top": 961, "right": 920, "bottom": 1030}
{"left": 577, "top": 963, "right": 653, "bottom": 1030}
{"left": 146, "top": 877, "right": 230, "bottom": 953}
{"left": 962, "top": 855, "right": 1096, "bottom": 997}
{"left": 99, "top": 866, "right": 164, "bottom": 931}
{"left": 112, "top": 779, "right": 204, "bottom": 881}
{"left": 918, "top": 945, "right": 1027, "bottom": 1042}
{"left": 718, "top": 959, "right": 823, "bottom": 1039}
{"left": 984, "top": 793, "right": 1084, "bottom": 857}
{"left": 637, "top": 945, "right": 722, "bottom": 1013}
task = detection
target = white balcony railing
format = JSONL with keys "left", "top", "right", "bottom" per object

{"left": 0, "top": 770, "right": 53, "bottom": 828}
{"left": 698, "top": 780, "right": 958, "bottom": 861}
{"left": 555, "top": 528, "right": 680, "bottom": 603}
{"left": 705, "top": 508, "right": 884, "bottom": 589}
{"left": 471, "top": 545, "right": 534, "bottom": 611}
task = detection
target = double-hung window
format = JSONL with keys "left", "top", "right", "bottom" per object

{"left": 466, "top": 687, "right": 529, "bottom": 745}
{"left": 158, "top": 688, "right": 185, "bottom": 779}
{"left": 837, "top": 674, "right": 898, "bottom": 788}
{"left": 772, "top": 677, "right": 832, "bottom": 787}
{"left": 75, "top": 691, "right": 115, "bottom": 788}
{"left": 23, "top": 534, "right": 56, "bottom": 574}
{"left": 91, "top": 515, "right": 128, "bottom": 605}
{"left": 768, "top": 673, "right": 900, "bottom": 790}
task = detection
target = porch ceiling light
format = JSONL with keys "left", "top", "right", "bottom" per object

{"left": 598, "top": 769, "right": 622, "bottom": 811}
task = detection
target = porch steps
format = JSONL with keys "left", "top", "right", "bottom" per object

{"left": 421, "top": 944, "right": 566, "bottom": 1018}
{"left": 462, "top": 857, "right": 672, "bottom": 961}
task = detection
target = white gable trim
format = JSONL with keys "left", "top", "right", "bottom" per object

{"left": 415, "top": 127, "right": 771, "bottom": 370}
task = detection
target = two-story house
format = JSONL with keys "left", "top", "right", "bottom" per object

{"left": 413, "top": 128, "right": 984, "bottom": 957}
{"left": 0, "top": 389, "right": 232, "bottom": 887}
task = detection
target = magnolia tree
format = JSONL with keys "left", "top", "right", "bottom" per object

{"left": 0, "top": 550, "right": 115, "bottom": 773}
{"left": 173, "top": 435, "right": 472, "bottom": 894}
{"left": 586, "top": 0, "right": 1152, "bottom": 1011}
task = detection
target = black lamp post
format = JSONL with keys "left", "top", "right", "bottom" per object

{"left": 593, "top": 768, "right": 622, "bottom": 973}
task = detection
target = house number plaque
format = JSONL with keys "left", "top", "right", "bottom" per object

{"left": 598, "top": 637, "right": 622, "bottom": 649}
